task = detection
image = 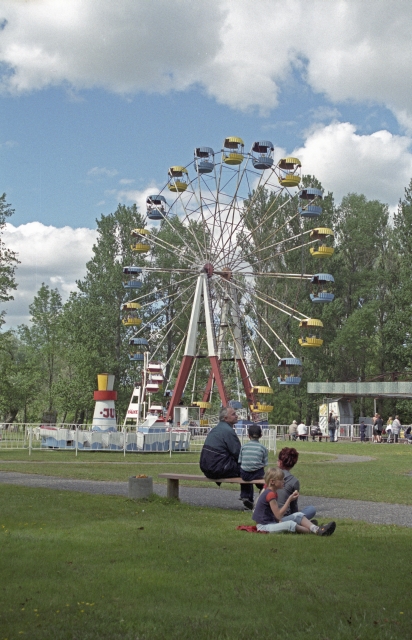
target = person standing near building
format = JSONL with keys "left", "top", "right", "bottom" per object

{"left": 374, "top": 413, "right": 383, "bottom": 443}
{"left": 328, "top": 412, "right": 337, "bottom": 442}
{"left": 359, "top": 420, "right": 367, "bottom": 442}
{"left": 386, "top": 416, "right": 393, "bottom": 443}
{"left": 288, "top": 420, "right": 298, "bottom": 441}
{"left": 391, "top": 415, "right": 401, "bottom": 443}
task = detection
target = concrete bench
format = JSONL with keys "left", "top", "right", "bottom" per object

{"left": 158, "top": 473, "right": 265, "bottom": 499}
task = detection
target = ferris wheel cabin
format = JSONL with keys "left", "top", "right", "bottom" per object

{"left": 299, "top": 187, "right": 323, "bottom": 217}
{"left": 310, "top": 273, "right": 335, "bottom": 303}
{"left": 146, "top": 195, "right": 167, "bottom": 220}
{"left": 277, "top": 157, "right": 301, "bottom": 187}
{"left": 129, "top": 337, "right": 149, "bottom": 361}
{"left": 194, "top": 147, "right": 215, "bottom": 174}
{"left": 168, "top": 166, "right": 189, "bottom": 192}
{"left": 131, "top": 228, "right": 150, "bottom": 253}
{"left": 277, "top": 357, "right": 302, "bottom": 385}
{"left": 309, "top": 228, "right": 334, "bottom": 258}
{"left": 121, "top": 302, "right": 142, "bottom": 327}
{"left": 299, "top": 318, "right": 323, "bottom": 347}
{"left": 123, "top": 266, "right": 143, "bottom": 290}
{"left": 251, "top": 140, "right": 275, "bottom": 170}
{"left": 223, "top": 137, "right": 244, "bottom": 165}
{"left": 249, "top": 386, "right": 274, "bottom": 413}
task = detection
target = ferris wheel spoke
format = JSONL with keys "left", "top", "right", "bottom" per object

{"left": 232, "top": 268, "right": 312, "bottom": 279}
{"left": 193, "top": 174, "right": 216, "bottom": 264}
{"left": 246, "top": 237, "right": 317, "bottom": 271}
{"left": 158, "top": 209, "right": 205, "bottom": 264}
{"left": 229, "top": 281, "right": 298, "bottom": 359}
{"left": 216, "top": 157, "right": 254, "bottom": 260}
{"left": 126, "top": 272, "right": 198, "bottom": 305}
{"left": 163, "top": 335, "right": 186, "bottom": 393}
{"left": 130, "top": 279, "right": 198, "bottom": 338}
{"left": 147, "top": 293, "right": 196, "bottom": 360}
{"left": 237, "top": 195, "right": 300, "bottom": 258}
{"left": 248, "top": 300, "right": 297, "bottom": 359}
{"left": 243, "top": 228, "right": 312, "bottom": 264}
{"left": 230, "top": 275, "right": 307, "bottom": 322}
{"left": 215, "top": 169, "right": 286, "bottom": 258}
{"left": 247, "top": 208, "right": 302, "bottom": 257}
{"left": 171, "top": 187, "right": 210, "bottom": 258}
{"left": 147, "top": 229, "right": 201, "bottom": 268}
{"left": 248, "top": 331, "right": 271, "bottom": 387}
{"left": 240, "top": 277, "right": 308, "bottom": 319}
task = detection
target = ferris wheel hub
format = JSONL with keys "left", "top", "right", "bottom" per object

{"left": 203, "top": 262, "right": 214, "bottom": 278}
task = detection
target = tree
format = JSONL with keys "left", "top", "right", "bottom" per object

{"left": 0, "top": 193, "right": 19, "bottom": 327}
{"left": 19, "top": 284, "right": 63, "bottom": 415}
{"left": 59, "top": 203, "right": 146, "bottom": 420}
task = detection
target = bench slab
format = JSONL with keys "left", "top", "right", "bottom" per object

{"left": 158, "top": 473, "right": 265, "bottom": 499}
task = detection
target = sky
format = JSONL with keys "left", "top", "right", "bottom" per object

{"left": 1, "top": 0, "right": 412, "bottom": 328}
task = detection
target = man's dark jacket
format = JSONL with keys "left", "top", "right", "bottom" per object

{"left": 200, "top": 420, "right": 241, "bottom": 479}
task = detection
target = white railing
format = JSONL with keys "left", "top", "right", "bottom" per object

{"left": 0, "top": 423, "right": 278, "bottom": 454}
{"left": 1, "top": 422, "right": 409, "bottom": 455}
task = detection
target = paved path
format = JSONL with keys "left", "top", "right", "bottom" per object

{"left": 0, "top": 471, "right": 411, "bottom": 527}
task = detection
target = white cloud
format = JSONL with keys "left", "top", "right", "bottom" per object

{"left": 87, "top": 166, "right": 118, "bottom": 178}
{"left": 119, "top": 178, "right": 135, "bottom": 185}
{"left": 1, "top": 1, "right": 412, "bottom": 123}
{"left": 293, "top": 122, "right": 412, "bottom": 208}
{"left": 1, "top": 222, "right": 96, "bottom": 327}
{"left": 0, "top": 139, "right": 17, "bottom": 148}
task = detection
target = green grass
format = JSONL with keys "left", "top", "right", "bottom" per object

{"left": 1, "top": 442, "right": 411, "bottom": 503}
{"left": 1, "top": 485, "right": 411, "bottom": 640}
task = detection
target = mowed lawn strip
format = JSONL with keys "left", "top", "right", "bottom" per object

{"left": 1, "top": 442, "right": 412, "bottom": 503}
{"left": 1, "top": 485, "right": 411, "bottom": 640}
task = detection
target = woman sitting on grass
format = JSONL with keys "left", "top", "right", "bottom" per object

{"left": 252, "top": 468, "right": 336, "bottom": 536}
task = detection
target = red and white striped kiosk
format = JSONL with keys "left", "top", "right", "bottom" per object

{"left": 92, "top": 374, "right": 117, "bottom": 432}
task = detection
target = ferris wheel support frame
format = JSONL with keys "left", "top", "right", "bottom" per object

{"left": 165, "top": 274, "right": 229, "bottom": 421}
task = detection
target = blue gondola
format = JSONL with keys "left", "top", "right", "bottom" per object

{"left": 129, "top": 337, "right": 149, "bottom": 362}
{"left": 299, "top": 187, "right": 323, "bottom": 217}
{"left": 310, "top": 273, "right": 335, "bottom": 303}
{"left": 251, "top": 140, "right": 274, "bottom": 170}
{"left": 277, "top": 358, "right": 302, "bottom": 385}
{"left": 146, "top": 195, "right": 167, "bottom": 220}
{"left": 194, "top": 147, "right": 215, "bottom": 174}
{"left": 123, "top": 266, "right": 143, "bottom": 290}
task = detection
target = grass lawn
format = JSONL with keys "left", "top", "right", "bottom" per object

{"left": 0, "top": 441, "right": 411, "bottom": 503}
{"left": 1, "top": 485, "right": 411, "bottom": 640}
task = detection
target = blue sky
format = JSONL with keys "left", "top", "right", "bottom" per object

{"left": 1, "top": 0, "right": 412, "bottom": 327}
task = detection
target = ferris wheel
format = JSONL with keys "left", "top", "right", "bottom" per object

{"left": 122, "top": 137, "right": 335, "bottom": 422}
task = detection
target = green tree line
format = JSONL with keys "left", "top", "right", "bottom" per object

{"left": 2, "top": 178, "right": 412, "bottom": 425}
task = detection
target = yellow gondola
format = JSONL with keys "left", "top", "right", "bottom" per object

{"left": 192, "top": 401, "right": 212, "bottom": 409}
{"left": 249, "top": 403, "right": 274, "bottom": 412}
{"left": 223, "top": 136, "right": 244, "bottom": 165}
{"left": 277, "top": 157, "right": 301, "bottom": 187}
{"left": 122, "top": 302, "right": 142, "bottom": 327}
{"left": 309, "top": 228, "right": 334, "bottom": 258}
{"left": 168, "top": 166, "right": 189, "bottom": 192}
{"left": 131, "top": 228, "right": 150, "bottom": 252}
{"left": 250, "top": 385, "right": 273, "bottom": 395}
{"left": 298, "top": 318, "right": 323, "bottom": 347}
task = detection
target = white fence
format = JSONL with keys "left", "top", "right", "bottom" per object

{"left": 1, "top": 422, "right": 409, "bottom": 455}
{"left": 0, "top": 423, "right": 278, "bottom": 454}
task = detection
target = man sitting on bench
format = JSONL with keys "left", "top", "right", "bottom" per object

{"left": 200, "top": 406, "right": 244, "bottom": 494}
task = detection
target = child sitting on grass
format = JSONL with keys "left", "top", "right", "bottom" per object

{"left": 238, "top": 424, "right": 268, "bottom": 511}
{"left": 253, "top": 467, "right": 336, "bottom": 536}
